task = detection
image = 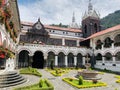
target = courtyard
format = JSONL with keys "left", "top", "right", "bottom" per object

{"left": 1, "top": 69, "right": 120, "bottom": 90}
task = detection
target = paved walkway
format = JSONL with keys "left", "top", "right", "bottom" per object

{"left": 38, "top": 69, "right": 120, "bottom": 90}
{"left": 0, "top": 69, "right": 120, "bottom": 90}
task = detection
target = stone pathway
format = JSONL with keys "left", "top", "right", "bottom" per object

{"left": 38, "top": 69, "right": 120, "bottom": 90}
{"left": 38, "top": 69, "right": 77, "bottom": 90}
{"left": 0, "top": 69, "right": 120, "bottom": 90}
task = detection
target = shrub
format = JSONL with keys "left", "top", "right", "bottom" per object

{"left": 79, "top": 76, "right": 83, "bottom": 85}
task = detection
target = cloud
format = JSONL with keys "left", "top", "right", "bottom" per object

{"left": 18, "top": 0, "right": 120, "bottom": 25}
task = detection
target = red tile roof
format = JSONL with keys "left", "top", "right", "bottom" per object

{"left": 21, "top": 21, "right": 82, "bottom": 33}
{"left": 87, "top": 24, "right": 120, "bottom": 39}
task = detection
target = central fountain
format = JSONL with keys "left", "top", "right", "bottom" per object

{"left": 77, "top": 55, "right": 100, "bottom": 80}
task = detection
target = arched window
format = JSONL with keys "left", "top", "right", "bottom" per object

{"left": 115, "top": 52, "right": 120, "bottom": 61}
{"left": 84, "top": 25, "right": 87, "bottom": 33}
{"left": 96, "top": 53, "right": 102, "bottom": 61}
{"left": 105, "top": 52, "right": 112, "bottom": 61}
{"left": 94, "top": 23, "right": 97, "bottom": 33}
{"left": 95, "top": 40, "right": 102, "bottom": 50}
{"left": 114, "top": 34, "right": 120, "bottom": 47}
{"left": 104, "top": 37, "right": 113, "bottom": 48}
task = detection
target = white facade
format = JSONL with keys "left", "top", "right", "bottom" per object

{"left": 90, "top": 27, "right": 120, "bottom": 72}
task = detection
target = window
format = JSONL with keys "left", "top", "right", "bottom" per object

{"left": 94, "top": 23, "right": 97, "bottom": 33}
{"left": 84, "top": 25, "right": 87, "bottom": 33}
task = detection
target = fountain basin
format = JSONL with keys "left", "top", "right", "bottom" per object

{"left": 78, "top": 70, "right": 100, "bottom": 80}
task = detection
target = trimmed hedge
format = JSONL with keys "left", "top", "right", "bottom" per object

{"left": 115, "top": 75, "right": 120, "bottom": 83}
{"left": 62, "top": 78, "right": 107, "bottom": 89}
{"left": 46, "top": 68, "right": 69, "bottom": 77}
{"left": 20, "top": 67, "right": 42, "bottom": 77}
{"left": 13, "top": 79, "right": 54, "bottom": 90}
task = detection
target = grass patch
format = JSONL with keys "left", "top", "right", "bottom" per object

{"left": 13, "top": 79, "right": 54, "bottom": 90}
{"left": 62, "top": 78, "right": 107, "bottom": 89}
{"left": 20, "top": 67, "right": 42, "bottom": 77}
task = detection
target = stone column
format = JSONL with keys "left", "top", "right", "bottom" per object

{"left": 65, "top": 55, "right": 68, "bottom": 67}
{"left": 102, "top": 45, "right": 104, "bottom": 50}
{"left": 44, "top": 54, "right": 48, "bottom": 68}
{"left": 55, "top": 55, "right": 58, "bottom": 67}
{"left": 102, "top": 56, "right": 105, "bottom": 65}
{"left": 29, "top": 53, "right": 33, "bottom": 67}
{"left": 112, "top": 43, "right": 114, "bottom": 49}
{"left": 82, "top": 56, "right": 86, "bottom": 65}
{"left": 112, "top": 55, "right": 116, "bottom": 66}
{"left": 74, "top": 56, "right": 77, "bottom": 66}
{"left": 15, "top": 52, "right": 19, "bottom": 69}
{"left": 76, "top": 40, "right": 80, "bottom": 47}
{"left": 62, "top": 38, "right": 65, "bottom": 45}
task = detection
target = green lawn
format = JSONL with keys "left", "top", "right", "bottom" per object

{"left": 20, "top": 67, "right": 42, "bottom": 77}
{"left": 63, "top": 78, "right": 107, "bottom": 89}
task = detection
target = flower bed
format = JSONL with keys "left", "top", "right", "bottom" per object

{"left": 13, "top": 79, "right": 54, "bottom": 90}
{"left": 62, "top": 78, "right": 107, "bottom": 89}
{"left": 20, "top": 67, "right": 42, "bottom": 77}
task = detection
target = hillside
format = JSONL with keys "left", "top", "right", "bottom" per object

{"left": 101, "top": 10, "right": 120, "bottom": 29}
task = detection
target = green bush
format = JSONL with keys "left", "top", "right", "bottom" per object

{"left": 79, "top": 76, "right": 83, "bottom": 85}
{"left": 20, "top": 67, "right": 42, "bottom": 77}
{"left": 13, "top": 79, "right": 54, "bottom": 90}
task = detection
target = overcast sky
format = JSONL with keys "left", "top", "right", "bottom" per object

{"left": 18, "top": 0, "right": 120, "bottom": 25}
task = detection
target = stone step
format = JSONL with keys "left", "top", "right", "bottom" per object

{"left": 0, "top": 78, "right": 26, "bottom": 88}
{"left": 0, "top": 71, "right": 26, "bottom": 87}
{"left": 0, "top": 73, "right": 19, "bottom": 79}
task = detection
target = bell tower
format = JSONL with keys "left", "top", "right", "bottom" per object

{"left": 82, "top": 0, "right": 101, "bottom": 38}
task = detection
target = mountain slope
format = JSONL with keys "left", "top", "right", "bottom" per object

{"left": 101, "top": 10, "right": 120, "bottom": 29}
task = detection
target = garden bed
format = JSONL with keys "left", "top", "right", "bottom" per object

{"left": 13, "top": 79, "right": 54, "bottom": 90}
{"left": 115, "top": 75, "right": 120, "bottom": 83}
{"left": 62, "top": 78, "right": 107, "bottom": 89}
{"left": 20, "top": 67, "right": 42, "bottom": 77}
{"left": 46, "top": 68, "right": 69, "bottom": 76}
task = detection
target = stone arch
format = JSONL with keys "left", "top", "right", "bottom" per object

{"left": 103, "top": 37, "right": 113, "bottom": 48}
{"left": 114, "top": 49, "right": 120, "bottom": 56}
{"left": 57, "top": 50, "right": 67, "bottom": 55}
{"left": 115, "top": 52, "right": 120, "bottom": 61}
{"left": 77, "top": 53, "right": 83, "bottom": 67}
{"left": 18, "top": 48, "right": 32, "bottom": 55}
{"left": 18, "top": 50, "right": 30, "bottom": 68}
{"left": 66, "top": 51, "right": 75, "bottom": 56}
{"left": 58, "top": 52, "right": 65, "bottom": 67}
{"left": 104, "top": 52, "right": 112, "bottom": 61}
{"left": 76, "top": 51, "right": 86, "bottom": 56}
{"left": 47, "top": 51, "right": 55, "bottom": 67}
{"left": 96, "top": 53, "right": 102, "bottom": 61}
{"left": 112, "top": 31, "right": 120, "bottom": 40}
{"left": 95, "top": 51, "right": 103, "bottom": 56}
{"left": 114, "top": 34, "right": 120, "bottom": 47}
{"left": 46, "top": 49, "right": 57, "bottom": 55}
{"left": 68, "top": 53, "right": 74, "bottom": 67}
{"left": 95, "top": 39, "right": 102, "bottom": 49}
{"left": 103, "top": 50, "right": 113, "bottom": 56}
{"left": 33, "top": 51, "right": 44, "bottom": 68}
